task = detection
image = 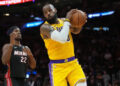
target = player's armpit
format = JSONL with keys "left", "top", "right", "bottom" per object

{"left": 23, "top": 46, "right": 36, "bottom": 69}
{"left": 40, "top": 24, "right": 54, "bottom": 39}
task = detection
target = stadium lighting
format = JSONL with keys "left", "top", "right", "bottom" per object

{"left": 23, "top": 10, "right": 115, "bottom": 28}
{"left": 4, "top": 13, "right": 10, "bottom": 16}
{"left": 24, "top": 21, "right": 44, "bottom": 28}
{"left": 0, "top": 0, "right": 34, "bottom": 6}
{"left": 101, "top": 11, "right": 115, "bottom": 16}
{"left": 88, "top": 11, "right": 115, "bottom": 19}
{"left": 34, "top": 17, "right": 42, "bottom": 21}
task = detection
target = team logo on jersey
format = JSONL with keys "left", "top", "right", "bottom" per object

{"left": 56, "top": 26, "right": 63, "bottom": 32}
{"left": 14, "top": 51, "right": 27, "bottom": 56}
{"left": 14, "top": 47, "right": 17, "bottom": 49}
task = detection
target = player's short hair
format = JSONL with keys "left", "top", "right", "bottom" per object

{"left": 7, "top": 26, "right": 19, "bottom": 36}
{"left": 43, "top": 3, "right": 55, "bottom": 8}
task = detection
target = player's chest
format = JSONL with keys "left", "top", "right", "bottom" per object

{"left": 11, "top": 50, "right": 28, "bottom": 64}
{"left": 51, "top": 23, "right": 63, "bottom": 32}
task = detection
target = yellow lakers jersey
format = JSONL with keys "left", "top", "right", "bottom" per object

{"left": 41, "top": 19, "right": 75, "bottom": 60}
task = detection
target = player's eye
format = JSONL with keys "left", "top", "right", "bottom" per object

{"left": 49, "top": 9, "right": 52, "bottom": 12}
{"left": 44, "top": 11, "right": 47, "bottom": 14}
{"left": 14, "top": 30, "right": 18, "bottom": 32}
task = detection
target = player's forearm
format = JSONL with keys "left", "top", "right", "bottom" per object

{"left": 51, "top": 21, "right": 70, "bottom": 43}
{"left": 2, "top": 45, "right": 13, "bottom": 65}
{"left": 28, "top": 55, "right": 36, "bottom": 69}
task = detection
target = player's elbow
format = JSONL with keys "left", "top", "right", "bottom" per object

{"left": 30, "top": 65, "right": 36, "bottom": 69}
{"left": 30, "top": 63, "right": 36, "bottom": 69}
{"left": 29, "top": 61, "right": 36, "bottom": 69}
{"left": 1, "top": 57, "right": 7, "bottom": 65}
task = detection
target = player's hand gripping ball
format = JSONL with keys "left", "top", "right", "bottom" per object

{"left": 66, "top": 9, "right": 87, "bottom": 34}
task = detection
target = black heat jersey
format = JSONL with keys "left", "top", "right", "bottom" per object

{"left": 5, "top": 45, "right": 28, "bottom": 78}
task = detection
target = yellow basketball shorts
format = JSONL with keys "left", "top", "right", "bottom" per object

{"left": 48, "top": 58, "right": 86, "bottom": 86}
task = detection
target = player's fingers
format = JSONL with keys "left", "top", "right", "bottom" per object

{"left": 69, "top": 9, "right": 78, "bottom": 14}
{"left": 66, "top": 9, "right": 77, "bottom": 19}
{"left": 84, "top": 12, "right": 87, "bottom": 18}
{"left": 81, "top": 11, "right": 87, "bottom": 18}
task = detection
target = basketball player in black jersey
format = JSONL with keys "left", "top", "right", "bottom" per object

{"left": 1, "top": 26, "right": 36, "bottom": 86}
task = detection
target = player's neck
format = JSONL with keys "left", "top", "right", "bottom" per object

{"left": 14, "top": 41, "right": 21, "bottom": 46}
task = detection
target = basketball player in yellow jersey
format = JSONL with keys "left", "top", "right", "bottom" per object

{"left": 40, "top": 4, "right": 87, "bottom": 86}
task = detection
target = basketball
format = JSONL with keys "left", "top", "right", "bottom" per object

{"left": 70, "top": 9, "right": 87, "bottom": 28}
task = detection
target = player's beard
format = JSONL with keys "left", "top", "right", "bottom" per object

{"left": 15, "top": 38, "right": 22, "bottom": 41}
{"left": 46, "top": 13, "right": 58, "bottom": 24}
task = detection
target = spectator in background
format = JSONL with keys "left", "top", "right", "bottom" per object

{"left": 103, "top": 70, "right": 111, "bottom": 86}
{"left": 88, "top": 75, "right": 96, "bottom": 86}
{"left": 104, "top": 50, "right": 112, "bottom": 60}
{"left": 96, "top": 73, "right": 104, "bottom": 86}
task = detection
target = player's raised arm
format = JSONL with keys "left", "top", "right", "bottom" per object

{"left": 1, "top": 44, "right": 13, "bottom": 65}
{"left": 2, "top": 27, "right": 20, "bottom": 65}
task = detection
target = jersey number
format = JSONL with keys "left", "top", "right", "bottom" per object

{"left": 21, "top": 57, "right": 27, "bottom": 63}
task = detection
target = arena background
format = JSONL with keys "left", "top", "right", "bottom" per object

{"left": 0, "top": 0, "right": 120, "bottom": 86}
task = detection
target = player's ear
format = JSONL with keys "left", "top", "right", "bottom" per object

{"left": 54, "top": 8, "right": 57, "bottom": 13}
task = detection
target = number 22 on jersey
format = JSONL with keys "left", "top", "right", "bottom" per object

{"left": 21, "top": 56, "right": 27, "bottom": 63}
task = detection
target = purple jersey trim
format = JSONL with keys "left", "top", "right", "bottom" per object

{"left": 50, "top": 56, "right": 75, "bottom": 63}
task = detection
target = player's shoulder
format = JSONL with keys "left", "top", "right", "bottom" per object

{"left": 3, "top": 43, "right": 11, "bottom": 47}
{"left": 2, "top": 43, "right": 12, "bottom": 50}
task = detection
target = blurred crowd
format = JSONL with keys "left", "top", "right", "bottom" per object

{"left": 0, "top": 27, "right": 120, "bottom": 86}
{"left": 74, "top": 28, "right": 120, "bottom": 86}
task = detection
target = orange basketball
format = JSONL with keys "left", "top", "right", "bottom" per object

{"left": 70, "top": 10, "right": 87, "bottom": 28}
